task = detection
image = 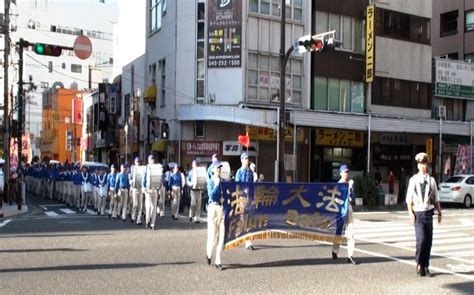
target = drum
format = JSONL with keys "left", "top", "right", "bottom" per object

{"left": 132, "top": 165, "right": 145, "bottom": 189}
{"left": 147, "top": 164, "right": 163, "bottom": 189}
{"left": 192, "top": 167, "right": 207, "bottom": 190}
{"left": 220, "top": 161, "right": 231, "bottom": 181}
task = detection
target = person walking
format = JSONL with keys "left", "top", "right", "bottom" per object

{"left": 130, "top": 157, "right": 144, "bottom": 225}
{"left": 206, "top": 161, "right": 225, "bottom": 271}
{"left": 96, "top": 167, "right": 108, "bottom": 215}
{"left": 406, "top": 152, "right": 442, "bottom": 277}
{"left": 115, "top": 164, "right": 130, "bottom": 221}
{"left": 80, "top": 166, "right": 93, "bottom": 212}
{"left": 107, "top": 164, "right": 119, "bottom": 218}
{"left": 142, "top": 155, "right": 159, "bottom": 230}
{"left": 169, "top": 164, "right": 183, "bottom": 220}
{"left": 332, "top": 164, "right": 359, "bottom": 265}
{"left": 235, "top": 152, "right": 255, "bottom": 250}
{"left": 187, "top": 160, "right": 204, "bottom": 223}
{"left": 388, "top": 170, "right": 395, "bottom": 194}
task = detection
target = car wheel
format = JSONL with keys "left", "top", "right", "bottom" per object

{"left": 464, "top": 195, "right": 472, "bottom": 208}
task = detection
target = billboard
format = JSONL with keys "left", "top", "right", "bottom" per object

{"left": 207, "top": 0, "right": 242, "bottom": 68}
{"left": 365, "top": 4, "right": 375, "bottom": 83}
{"left": 435, "top": 58, "right": 474, "bottom": 100}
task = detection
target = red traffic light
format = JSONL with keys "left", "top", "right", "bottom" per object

{"left": 33, "top": 43, "right": 62, "bottom": 57}
{"left": 298, "top": 38, "right": 324, "bottom": 52}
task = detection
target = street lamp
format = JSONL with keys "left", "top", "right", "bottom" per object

{"left": 124, "top": 123, "right": 129, "bottom": 165}
{"left": 65, "top": 117, "right": 70, "bottom": 163}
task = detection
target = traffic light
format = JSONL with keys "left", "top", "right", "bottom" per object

{"left": 297, "top": 35, "right": 324, "bottom": 53}
{"left": 33, "top": 43, "right": 62, "bottom": 57}
{"left": 161, "top": 123, "right": 169, "bottom": 139}
{"left": 324, "top": 37, "right": 343, "bottom": 51}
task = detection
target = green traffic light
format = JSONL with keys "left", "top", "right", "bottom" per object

{"left": 34, "top": 43, "right": 45, "bottom": 54}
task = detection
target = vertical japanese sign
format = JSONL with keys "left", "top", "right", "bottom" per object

{"left": 72, "top": 98, "right": 83, "bottom": 124}
{"left": 221, "top": 182, "right": 349, "bottom": 250}
{"left": 366, "top": 4, "right": 375, "bottom": 83}
{"left": 426, "top": 138, "right": 433, "bottom": 163}
{"left": 108, "top": 84, "right": 117, "bottom": 114}
{"left": 207, "top": 0, "right": 242, "bottom": 68}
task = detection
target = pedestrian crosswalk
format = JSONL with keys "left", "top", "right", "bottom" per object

{"left": 40, "top": 204, "right": 97, "bottom": 217}
{"left": 354, "top": 219, "right": 474, "bottom": 264}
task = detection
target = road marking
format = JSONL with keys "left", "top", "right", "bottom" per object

{"left": 59, "top": 208, "right": 76, "bottom": 214}
{"left": 396, "top": 237, "right": 474, "bottom": 247}
{"left": 0, "top": 219, "right": 12, "bottom": 228}
{"left": 44, "top": 211, "right": 59, "bottom": 217}
{"left": 39, "top": 205, "right": 47, "bottom": 210}
{"left": 459, "top": 218, "right": 474, "bottom": 226}
{"left": 448, "top": 250, "right": 474, "bottom": 258}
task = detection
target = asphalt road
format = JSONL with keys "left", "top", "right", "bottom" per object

{"left": 1, "top": 193, "right": 473, "bottom": 294}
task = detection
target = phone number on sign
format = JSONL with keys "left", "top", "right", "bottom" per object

{"left": 208, "top": 59, "right": 241, "bottom": 67}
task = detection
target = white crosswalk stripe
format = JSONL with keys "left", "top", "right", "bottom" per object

{"left": 354, "top": 219, "right": 474, "bottom": 264}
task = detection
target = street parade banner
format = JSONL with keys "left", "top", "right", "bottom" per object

{"left": 221, "top": 182, "right": 350, "bottom": 250}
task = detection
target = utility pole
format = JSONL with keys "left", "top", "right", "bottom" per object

{"left": 278, "top": 0, "right": 286, "bottom": 183}
{"left": 17, "top": 39, "right": 26, "bottom": 172}
{"left": 2, "top": 0, "right": 11, "bottom": 208}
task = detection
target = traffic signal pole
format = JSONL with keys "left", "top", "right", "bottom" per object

{"left": 2, "top": 0, "right": 11, "bottom": 214}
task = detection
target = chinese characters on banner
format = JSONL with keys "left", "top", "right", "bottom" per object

{"left": 315, "top": 129, "right": 364, "bottom": 148}
{"left": 221, "top": 182, "right": 349, "bottom": 250}
{"left": 366, "top": 4, "right": 375, "bottom": 83}
{"left": 207, "top": 0, "right": 242, "bottom": 68}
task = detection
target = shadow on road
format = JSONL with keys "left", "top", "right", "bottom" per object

{"left": 0, "top": 248, "right": 88, "bottom": 253}
{"left": 442, "top": 281, "right": 474, "bottom": 294}
{"left": 0, "top": 261, "right": 195, "bottom": 273}
{"left": 225, "top": 255, "right": 414, "bottom": 269}
{"left": 0, "top": 233, "right": 113, "bottom": 239}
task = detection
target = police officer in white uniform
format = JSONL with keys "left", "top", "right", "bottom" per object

{"left": 406, "top": 152, "right": 442, "bottom": 277}
{"left": 331, "top": 164, "right": 358, "bottom": 265}
{"left": 142, "top": 155, "right": 159, "bottom": 230}
{"left": 187, "top": 160, "right": 204, "bottom": 223}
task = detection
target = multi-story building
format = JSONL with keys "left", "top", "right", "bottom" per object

{"left": 432, "top": 0, "right": 474, "bottom": 176}
{"left": 123, "top": 0, "right": 471, "bottom": 183}
{"left": 1, "top": 0, "right": 117, "bottom": 159}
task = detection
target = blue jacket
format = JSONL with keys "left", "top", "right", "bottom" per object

{"left": 235, "top": 167, "right": 253, "bottom": 182}
{"left": 72, "top": 172, "right": 82, "bottom": 185}
{"left": 96, "top": 173, "right": 107, "bottom": 187}
{"left": 80, "top": 172, "right": 93, "bottom": 185}
{"left": 106, "top": 172, "right": 117, "bottom": 191}
{"left": 115, "top": 172, "right": 130, "bottom": 192}
{"left": 168, "top": 172, "right": 182, "bottom": 188}
{"left": 207, "top": 176, "right": 222, "bottom": 204}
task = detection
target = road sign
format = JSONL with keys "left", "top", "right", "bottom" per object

{"left": 73, "top": 35, "right": 92, "bottom": 60}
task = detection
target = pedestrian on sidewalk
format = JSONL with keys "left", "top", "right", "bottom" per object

{"left": 388, "top": 170, "right": 395, "bottom": 194}
{"left": 406, "top": 152, "right": 442, "bottom": 277}
{"left": 332, "top": 164, "right": 359, "bottom": 265}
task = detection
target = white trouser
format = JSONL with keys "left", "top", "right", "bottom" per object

{"left": 171, "top": 186, "right": 181, "bottom": 218}
{"left": 48, "top": 181, "right": 54, "bottom": 199}
{"left": 109, "top": 188, "right": 119, "bottom": 217}
{"left": 206, "top": 204, "right": 225, "bottom": 265}
{"left": 145, "top": 189, "right": 158, "bottom": 227}
{"left": 189, "top": 189, "right": 202, "bottom": 221}
{"left": 97, "top": 187, "right": 107, "bottom": 215}
{"left": 118, "top": 188, "right": 129, "bottom": 220}
{"left": 93, "top": 187, "right": 98, "bottom": 209}
{"left": 332, "top": 204, "right": 355, "bottom": 257}
{"left": 73, "top": 184, "right": 81, "bottom": 208}
{"left": 81, "top": 190, "right": 92, "bottom": 211}
{"left": 131, "top": 187, "right": 144, "bottom": 223}
{"left": 157, "top": 186, "right": 166, "bottom": 217}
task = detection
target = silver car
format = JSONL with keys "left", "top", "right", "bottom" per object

{"left": 437, "top": 175, "right": 474, "bottom": 208}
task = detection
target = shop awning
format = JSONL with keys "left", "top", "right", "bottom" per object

{"left": 144, "top": 84, "right": 156, "bottom": 103}
{"left": 152, "top": 140, "right": 167, "bottom": 152}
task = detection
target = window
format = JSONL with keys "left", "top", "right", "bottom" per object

{"left": 314, "top": 11, "right": 364, "bottom": 53}
{"left": 465, "top": 53, "right": 474, "bottom": 62}
{"left": 159, "top": 59, "right": 166, "bottom": 107}
{"left": 440, "top": 10, "right": 458, "bottom": 37}
{"left": 48, "top": 61, "right": 52, "bottom": 73}
{"left": 313, "top": 76, "right": 365, "bottom": 113}
{"left": 249, "top": 0, "right": 302, "bottom": 22}
{"left": 62, "top": 62, "right": 66, "bottom": 69}
{"left": 124, "top": 93, "right": 130, "bottom": 118}
{"left": 196, "top": 2, "right": 206, "bottom": 103}
{"left": 375, "top": 8, "right": 430, "bottom": 44}
{"left": 372, "top": 77, "right": 431, "bottom": 109}
{"left": 247, "top": 52, "right": 303, "bottom": 104}
{"left": 150, "top": 0, "right": 162, "bottom": 34}
{"left": 195, "top": 121, "right": 204, "bottom": 138}
{"left": 466, "top": 10, "right": 474, "bottom": 32}
{"left": 150, "top": 63, "right": 157, "bottom": 82}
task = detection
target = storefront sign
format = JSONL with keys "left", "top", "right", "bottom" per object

{"left": 426, "top": 138, "right": 433, "bottom": 163}
{"left": 435, "top": 58, "right": 474, "bottom": 99}
{"left": 207, "top": 0, "right": 242, "bottom": 68}
{"left": 182, "top": 141, "right": 221, "bottom": 156}
{"left": 223, "top": 140, "right": 257, "bottom": 156}
{"left": 248, "top": 126, "right": 304, "bottom": 143}
{"left": 379, "top": 134, "right": 408, "bottom": 145}
{"left": 365, "top": 4, "right": 375, "bottom": 83}
{"left": 315, "top": 129, "right": 364, "bottom": 148}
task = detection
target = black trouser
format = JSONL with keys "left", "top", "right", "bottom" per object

{"left": 414, "top": 209, "right": 434, "bottom": 268}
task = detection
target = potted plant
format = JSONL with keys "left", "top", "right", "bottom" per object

{"left": 353, "top": 175, "right": 379, "bottom": 207}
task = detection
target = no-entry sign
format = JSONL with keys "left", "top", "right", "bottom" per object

{"left": 73, "top": 35, "right": 92, "bottom": 60}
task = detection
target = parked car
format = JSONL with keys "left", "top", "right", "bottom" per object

{"left": 81, "top": 161, "right": 109, "bottom": 172}
{"left": 437, "top": 175, "right": 474, "bottom": 208}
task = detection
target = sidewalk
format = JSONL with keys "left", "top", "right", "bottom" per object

{"left": 0, "top": 203, "right": 28, "bottom": 218}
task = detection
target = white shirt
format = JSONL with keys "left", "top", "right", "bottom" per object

{"left": 406, "top": 173, "right": 438, "bottom": 212}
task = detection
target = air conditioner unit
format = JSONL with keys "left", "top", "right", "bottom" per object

{"left": 196, "top": 97, "right": 205, "bottom": 104}
{"left": 437, "top": 105, "right": 446, "bottom": 119}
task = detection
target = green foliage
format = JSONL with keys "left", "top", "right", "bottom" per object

{"left": 353, "top": 175, "right": 379, "bottom": 207}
